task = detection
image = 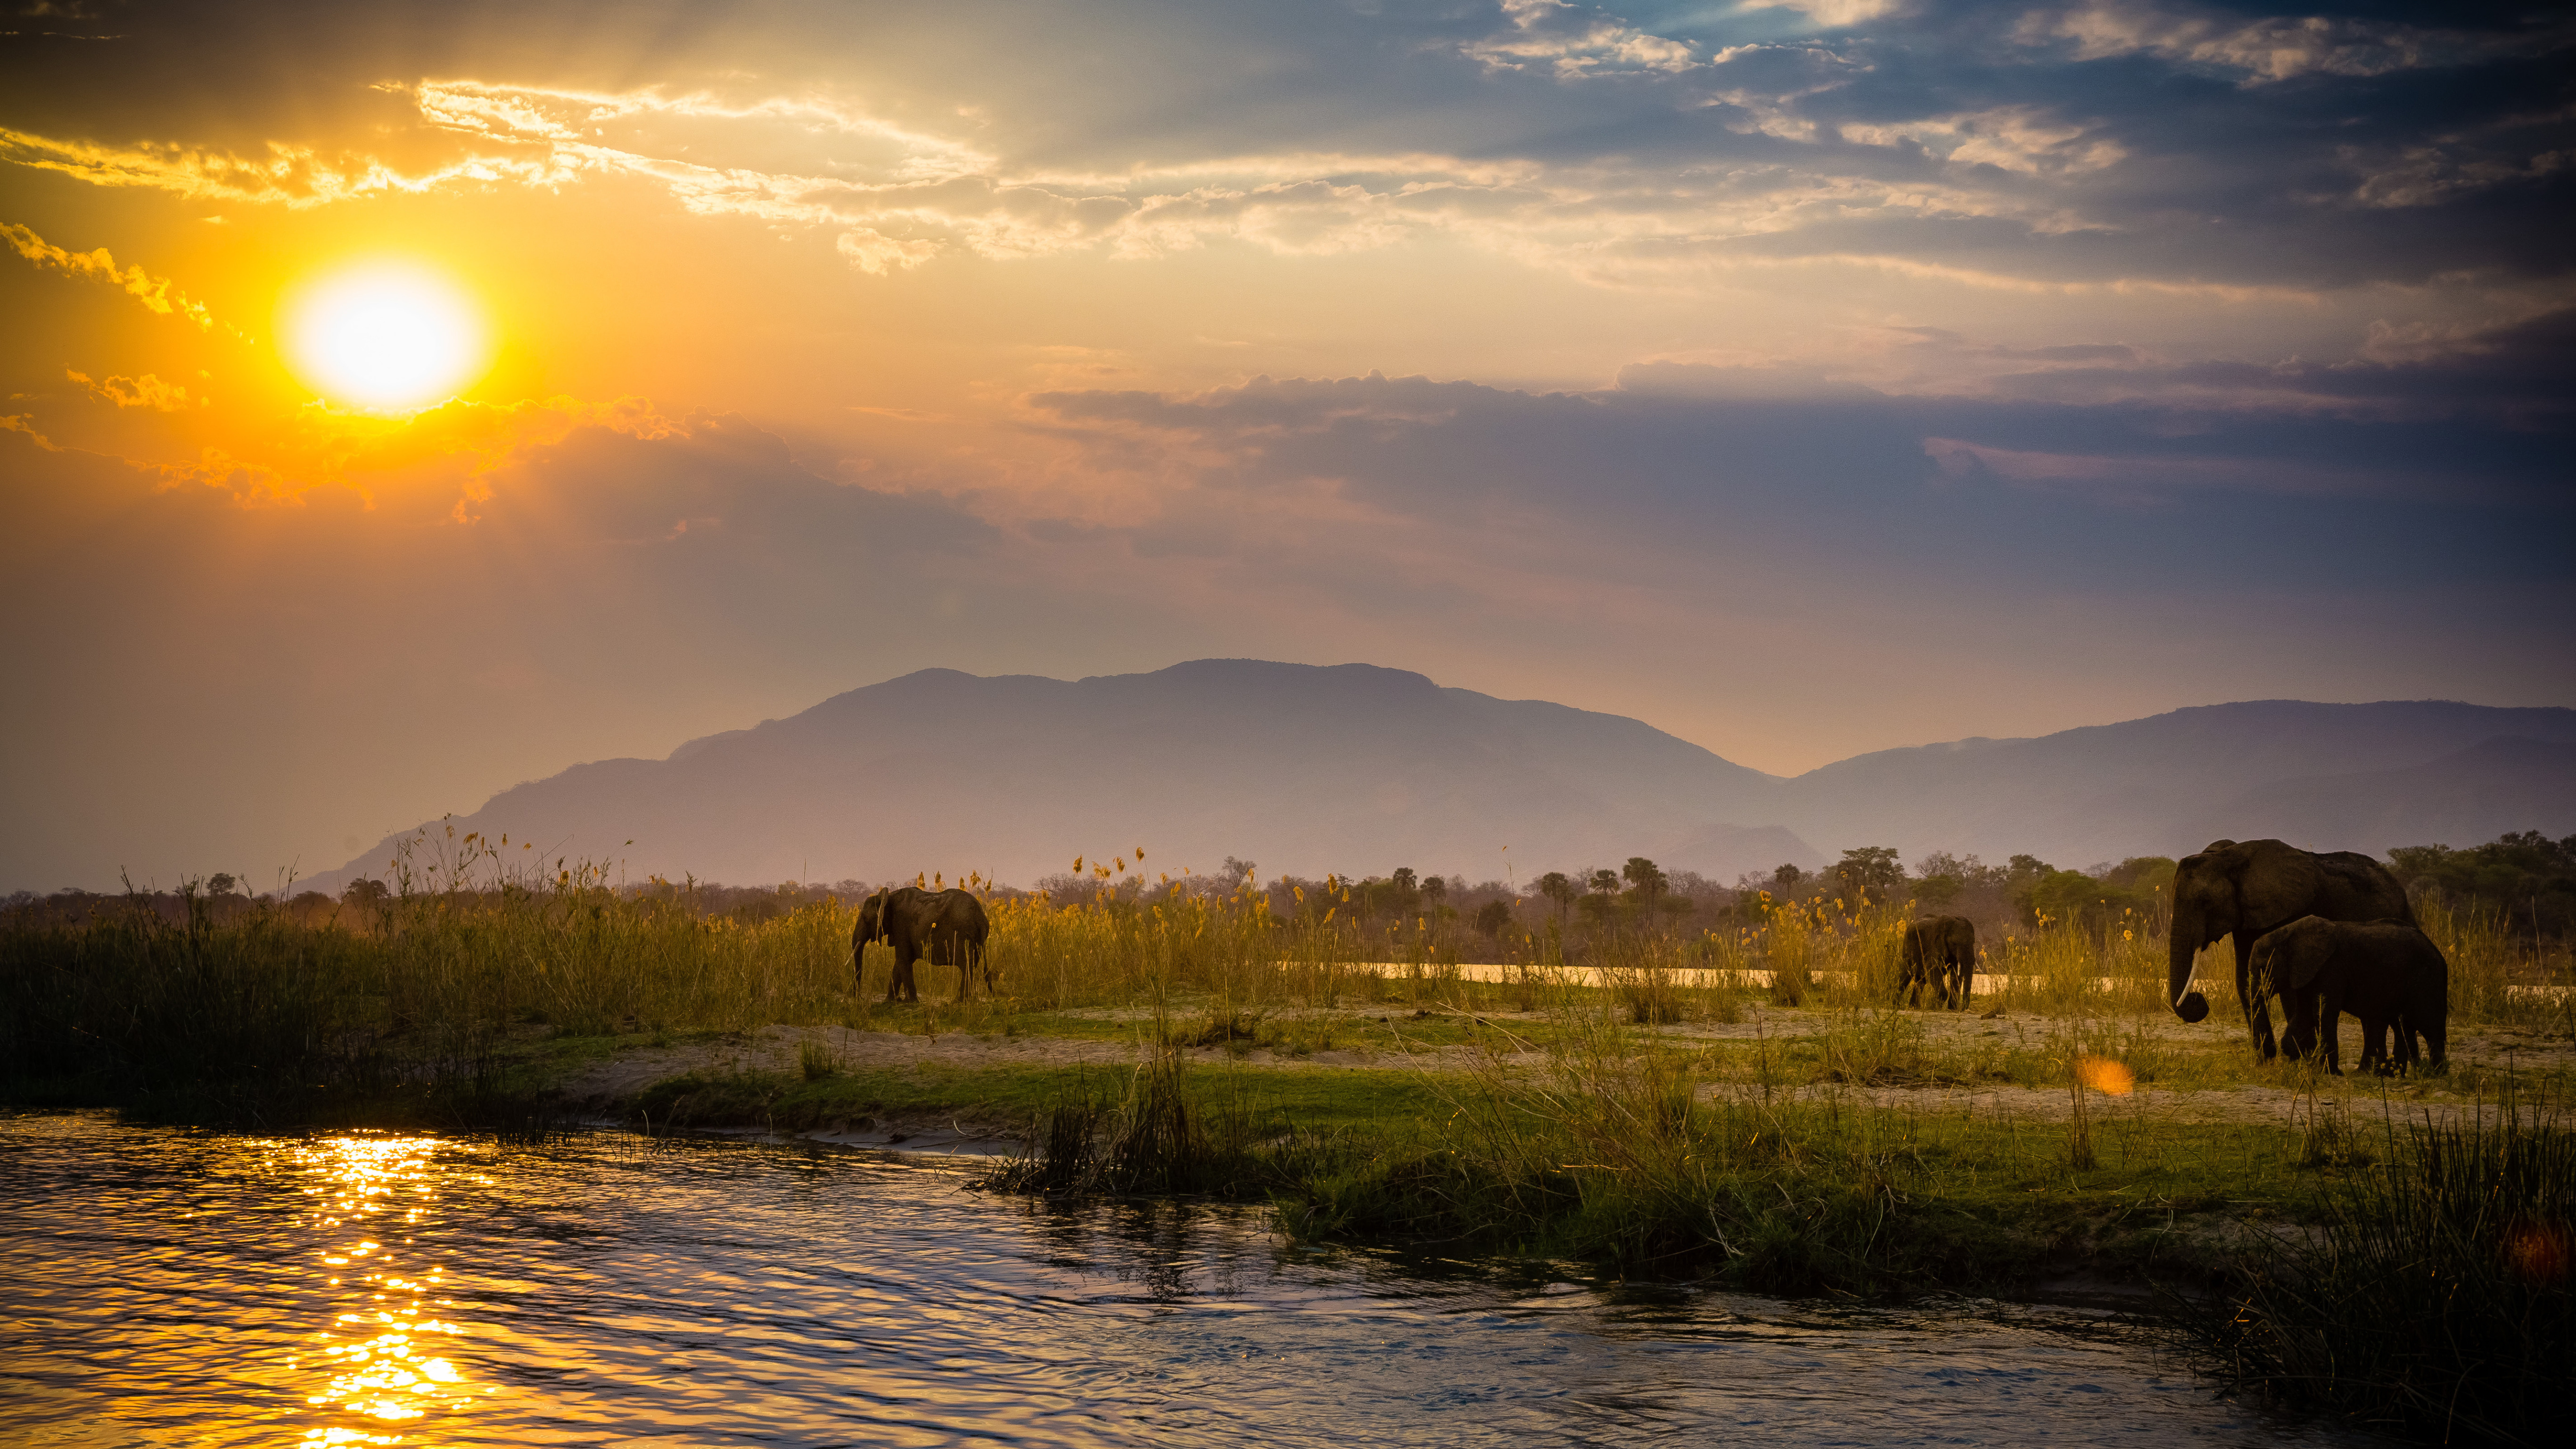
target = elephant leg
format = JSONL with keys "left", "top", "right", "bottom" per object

{"left": 2236, "top": 939, "right": 2278, "bottom": 1060}
{"left": 2308, "top": 990, "right": 2349, "bottom": 1062}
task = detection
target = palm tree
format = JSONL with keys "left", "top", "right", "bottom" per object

{"left": 1622, "top": 856, "right": 1668, "bottom": 926}
{"left": 1535, "top": 871, "right": 1576, "bottom": 924}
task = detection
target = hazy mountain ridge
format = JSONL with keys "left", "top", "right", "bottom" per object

{"left": 296, "top": 663, "right": 2576, "bottom": 896}
{"left": 1785, "top": 700, "right": 2576, "bottom": 869}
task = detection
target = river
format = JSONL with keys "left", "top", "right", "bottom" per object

{"left": 0, "top": 1111, "right": 2371, "bottom": 1447}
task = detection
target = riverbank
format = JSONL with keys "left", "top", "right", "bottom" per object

{"left": 9, "top": 1111, "right": 2372, "bottom": 1449}
{"left": 8, "top": 887, "right": 2568, "bottom": 1442}
{"left": 205, "top": 996, "right": 2533, "bottom": 1305}
{"left": 536, "top": 1006, "right": 2568, "bottom": 1443}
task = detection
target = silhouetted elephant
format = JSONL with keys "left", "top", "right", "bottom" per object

{"left": 2249, "top": 915, "right": 2448, "bottom": 1075}
{"left": 852, "top": 887, "right": 991, "bottom": 1003}
{"left": 1897, "top": 915, "right": 1975, "bottom": 1009}
{"left": 2166, "top": 838, "right": 2414, "bottom": 1060}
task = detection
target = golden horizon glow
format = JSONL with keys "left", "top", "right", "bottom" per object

{"left": 284, "top": 264, "right": 487, "bottom": 411}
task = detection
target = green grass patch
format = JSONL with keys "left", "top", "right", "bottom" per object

{"left": 625, "top": 1058, "right": 1453, "bottom": 1135}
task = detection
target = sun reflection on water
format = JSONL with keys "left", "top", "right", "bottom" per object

{"left": 286, "top": 1134, "right": 476, "bottom": 1444}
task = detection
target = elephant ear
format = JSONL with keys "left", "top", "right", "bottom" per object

{"left": 2234, "top": 840, "right": 2323, "bottom": 928}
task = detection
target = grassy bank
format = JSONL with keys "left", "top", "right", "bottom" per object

{"left": 7, "top": 858, "right": 2570, "bottom": 1442}
{"left": 2187, "top": 1089, "right": 2573, "bottom": 1444}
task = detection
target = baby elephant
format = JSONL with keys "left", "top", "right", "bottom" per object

{"left": 1898, "top": 915, "right": 1975, "bottom": 1010}
{"left": 2247, "top": 915, "right": 2448, "bottom": 1075}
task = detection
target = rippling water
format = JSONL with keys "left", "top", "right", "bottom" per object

{"left": 0, "top": 1111, "right": 2368, "bottom": 1447}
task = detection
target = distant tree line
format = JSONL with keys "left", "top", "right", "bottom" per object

{"left": 2387, "top": 831, "right": 2576, "bottom": 938}
{"left": 10, "top": 829, "right": 2569, "bottom": 946}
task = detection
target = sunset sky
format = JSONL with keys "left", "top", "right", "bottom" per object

{"left": 4, "top": 0, "right": 2570, "bottom": 891}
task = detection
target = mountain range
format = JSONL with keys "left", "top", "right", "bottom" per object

{"left": 298, "top": 660, "right": 2576, "bottom": 894}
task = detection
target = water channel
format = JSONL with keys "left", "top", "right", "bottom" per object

{"left": 1, "top": 1111, "right": 2372, "bottom": 1447}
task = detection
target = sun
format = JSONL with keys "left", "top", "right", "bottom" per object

{"left": 284, "top": 263, "right": 488, "bottom": 410}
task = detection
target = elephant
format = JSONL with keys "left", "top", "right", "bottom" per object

{"left": 2247, "top": 915, "right": 2449, "bottom": 1075}
{"left": 852, "top": 887, "right": 991, "bottom": 1003}
{"left": 2165, "top": 838, "right": 2414, "bottom": 1061}
{"left": 1897, "top": 915, "right": 1975, "bottom": 1009}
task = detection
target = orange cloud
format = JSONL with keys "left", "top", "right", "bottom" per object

{"left": 0, "top": 125, "right": 567, "bottom": 210}
{"left": 4, "top": 220, "right": 216, "bottom": 328}
{"left": 0, "top": 413, "right": 62, "bottom": 450}
{"left": 69, "top": 370, "right": 202, "bottom": 411}
{"left": 152, "top": 395, "right": 689, "bottom": 515}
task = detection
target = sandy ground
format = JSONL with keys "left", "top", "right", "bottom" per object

{"left": 548, "top": 1004, "right": 2573, "bottom": 1147}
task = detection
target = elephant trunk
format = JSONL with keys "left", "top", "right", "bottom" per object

{"left": 2169, "top": 902, "right": 2212, "bottom": 1023}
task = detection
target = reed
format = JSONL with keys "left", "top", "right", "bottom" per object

{"left": 2184, "top": 1083, "right": 2574, "bottom": 1444}
{"left": 2419, "top": 892, "right": 2572, "bottom": 1031}
{"left": 1983, "top": 909, "right": 2165, "bottom": 1016}
{"left": 0, "top": 885, "right": 374, "bottom": 1104}
{"left": 976, "top": 1025, "right": 1327, "bottom": 1197}
{"left": 8, "top": 835, "right": 2568, "bottom": 1126}
{"left": 1267, "top": 981, "right": 1992, "bottom": 1289}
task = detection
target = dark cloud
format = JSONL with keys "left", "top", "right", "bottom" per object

{"left": 7, "top": 2, "right": 2566, "bottom": 290}
{"left": 1032, "top": 313, "right": 2576, "bottom": 593}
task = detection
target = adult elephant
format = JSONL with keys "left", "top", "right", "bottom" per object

{"left": 2247, "top": 915, "right": 2448, "bottom": 1075}
{"left": 1898, "top": 916, "right": 1976, "bottom": 1010}
{"left": 852, "top": 887, "right": 991, "bottom": 1003}
{"left": 2166, "top": 839, "right": 2413, "bottom": 1060}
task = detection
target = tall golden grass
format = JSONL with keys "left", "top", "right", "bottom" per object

{"left": 7, "top": 826, "right": 2571, "bottom": 1103}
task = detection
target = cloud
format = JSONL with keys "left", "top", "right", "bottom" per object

{"left": 1021, "top": 309, "right": 2575, "bottom": 588}
{"left": 145, "top": 395, "right": 692, "bottom": 516}
{"left": 1464, "top": 0, "right": 1701, "bottom": 78}
{"left": 0, "top": 123, "right": 566, "bottom": 208}
{"left": 9, "top": 3, "right": 2565, "bottom": 298}
{"left": 1746, "top": 1, "right": 1907, "bottom": 25}
{"left": 68, "top": 369, "right": 198, "bottom": 410}
{"left": 3, "top": 218, "right": 213, "bottom": 326}
{"left": 2018, "top": 2, "right": 2573, "bottom": 84}
{"left": 835, "top": 228, "right": 941, "bottom": 274}
{"left": 0, "top": 407, "right": 1004, "bottom": 890}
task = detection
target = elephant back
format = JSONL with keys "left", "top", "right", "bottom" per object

{"left": 2316, "top": 851, "right": 2416, "bottom": 927}
{"left": 931, "top": 888, "right": 991, "bottom": 942}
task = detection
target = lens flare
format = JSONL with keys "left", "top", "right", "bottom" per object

{"left": 2505, "top": 1218, "right": 2569, "bottom": 1284}
{"left": 2076, "top": 1055, "right": 2136, "bottom": 1095}
{"left": 286, "top": 264, "right": 487, "bottom": 410}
